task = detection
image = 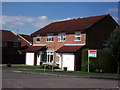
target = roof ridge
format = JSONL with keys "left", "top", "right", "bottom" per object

{"left": 0, "top": 30, "right": 12, "bottom": 32}
{"left": 52, "top": 14, "right": 109, "bottom": 24}
{"left": 19, "top": 34, "right": 31, "bottom": 36}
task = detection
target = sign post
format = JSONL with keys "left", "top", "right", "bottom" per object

{"left": 88, "top": 50, "right": 97, "bottom": 73}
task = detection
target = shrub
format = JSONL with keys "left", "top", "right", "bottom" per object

{"left": 40, "top": 64, "right": 59, "bottom": 70}
{"left": 82, "top": 49, "right": 117, "bottom": 73}
{"left": 82, "top": 61, "right": 98, "bottom": 72}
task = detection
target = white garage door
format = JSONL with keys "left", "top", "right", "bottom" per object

{"left": 62, "top": 53, "right": 75, "bottom": 71}
{"left": 26, "top": 52, "right": 34, "bottom": 66}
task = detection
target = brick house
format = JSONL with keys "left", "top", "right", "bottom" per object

{"left": 26, "top": 14, "right": 118, "bottom": 71}
{"left": 18, "top": 34, "right": 33, "bottom": 53}
{"left": 0, "top": 30, "right": 22, "bottom": 64}
{"left": 18, "top": 34, "right": 33, "bottom": 47}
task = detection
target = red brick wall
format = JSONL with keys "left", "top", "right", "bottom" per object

{"left": 86, "top": 16, "right": 118, "bottom": 49}
{"left": 33, "top": 33, "right": 86, "bottom": 51}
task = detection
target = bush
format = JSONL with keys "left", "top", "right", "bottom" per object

{"left": 40, "top": 64, "right": 59, "bottom": 70}
{"left": 82, "top": 61, "right": 98, "bottom": 72}
{"left": 82, "top": 49, "right": 117, "bottom": 73}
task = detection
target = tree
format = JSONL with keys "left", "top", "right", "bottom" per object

{"left": 109, "top": 26, "right": 120, "bottom": 74}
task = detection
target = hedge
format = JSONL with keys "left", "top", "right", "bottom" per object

{"left": 81, "top": 49, "right": 117, "bottom": 73}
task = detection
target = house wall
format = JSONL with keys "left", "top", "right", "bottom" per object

{"left": 18, "top": 36, "right": 31, "bottom": 47}
{"left": 2, "top": 41, "right": 22, "bottom": 64}
{"left": 33, "top": 33, "right": 86, "bottom": 50}
{"left": 86, "top": 16, "right": 118, "bottom": 49}
{"left": 75, "top": 51, "right": 82, "bottom": 71}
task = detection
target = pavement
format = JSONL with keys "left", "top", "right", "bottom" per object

{"left": 2, "top": 67, "right": 120, "bottom": 80}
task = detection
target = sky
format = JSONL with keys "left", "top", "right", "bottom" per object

{"left": 1, "top": 2, "right": 119, "bottom": 35}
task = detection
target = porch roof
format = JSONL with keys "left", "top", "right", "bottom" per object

{"left": 56, "top": 45, "right": 84, "bottom": 53}
{"left": 25, "top": 46, "right": 45, "bottom": 52}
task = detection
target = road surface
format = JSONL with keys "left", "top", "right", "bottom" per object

{"left": 1, "top": 68, "right": 119, "bottom": 89}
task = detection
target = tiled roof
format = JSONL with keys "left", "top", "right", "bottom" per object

{"left": 56, "top": 46, "right": 83, "bottom": 53}
{"left": 32, "top": 14, "right": 109, "bottom": 36}
{"left": 19, "top": 34, "right": 33, "bottom": 43}
{"left": 0, "top": 30, "right": 19, "bottom": 41}
{"left": 25, "top": 46, "right": 45, "bottom": 52}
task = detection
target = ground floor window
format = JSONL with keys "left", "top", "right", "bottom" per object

{"left": 56, "top": 53, "right": 60, "bottom": 64}
{"left": 47, "top": 51, "right": 54, "bottom": 63}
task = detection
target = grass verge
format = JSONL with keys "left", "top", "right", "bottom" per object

{"left": 1, "top": 66, "right": 119, "bottom": 76}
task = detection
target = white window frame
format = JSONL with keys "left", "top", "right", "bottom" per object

{"left": 74, "top": 32, "right": 81, "bottom": 41}
{"left": 56, "top": 53, "right": 60, "bottom": 64}
{"left": 47, "top": 51, "right": 54, "bottom": 63}
{"left": 36, "top": 35, "right": 40, "bottom": 43}
{"left": 58, "top": 33, "right": 66, "bottom": 42}
{"left": 46, "top": 34, "right": 54, "bottom": 42}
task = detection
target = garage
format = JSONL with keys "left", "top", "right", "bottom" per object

{"left": 25, "top": 46, "right": 46, "bottom": 66}
{"left": 56, "top": 45, "right": 83, "bottom": 71}
{"left": 62, "top": 53, "right": 75, "bottom": 71}
{"left": 26, "top": 52, "right": 34, "bottom": 66}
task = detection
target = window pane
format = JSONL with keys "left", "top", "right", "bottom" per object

{"left": 36, "top": 35, "right": 40, "bottom": 42}
{"left": 75, "top": 37, "right": 80, "bottom": 41}
{"left": 47, "top": 34, "right": 53, "bottom": 41}
{"left": 36, "top": 38, "right": 40, "bottom": 41}
{"left": 75, "top": 32, "right": 81, "bottom": 41}
{"left": 58, "top": 33, "right": 66, "bottom": 41}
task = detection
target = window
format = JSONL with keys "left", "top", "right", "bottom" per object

{"left": 14, "top": 42, "right": 18, "bottom": 48}
{"left": 58, "top": 33, "right": 66, "bottom": 42}
{"left": 47, "top": 34, "right": 54, "bottom": 42}
{"left": 74, "top": 32, "right": 81, "bottom": 41}
{"left": 103, "top": 40, "right": 109, "bottom": 50}
{"left": 36, "top": 35, "right": 40, "bottom": 42}
{"left": 2, "top": 41, "right": 7, "bottom": 47}
{"left": 47, "top": 52, "right": 54, "bottom": 62}
{"left": 56, "top": 53, "right": 60, "bottom": 64}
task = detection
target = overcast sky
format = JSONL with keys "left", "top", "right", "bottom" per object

{"left": 1, "top": 2, "right": 119, "bottom": 35}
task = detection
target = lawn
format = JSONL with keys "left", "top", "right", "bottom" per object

{"left": 1, "top": 65, "right": 119, "bottom": 76}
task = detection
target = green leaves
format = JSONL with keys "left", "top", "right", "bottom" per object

{"left": 109, "top": 26, "right": 120, "bottom": 63}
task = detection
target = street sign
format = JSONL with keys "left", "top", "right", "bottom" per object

{"left": 88, "top": 50, "right": 97, "bottom": 58}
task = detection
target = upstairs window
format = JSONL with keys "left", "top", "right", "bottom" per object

{"left": 74, "top": 32, "right": 81, "bottom": 41}
{"left": 47, "top": 34, "right": 54, "bottom": 42}
{"left": 14, "top": 42, "right": 18, "bottom": 48}
{"left": 36, "top": 35, "right": 40, "bottom": 42}
{"left": 103, "top": 40, "right": 109, "bottom": 50}
{"left": 2, "top": 41, "right": 7, "bottom": 47}
{"left": 58, "top": 33, "right": 66, "bottom": 42}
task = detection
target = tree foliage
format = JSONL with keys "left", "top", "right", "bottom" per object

{"left": 109, "top": 26, "right": 120, "bottom": 65}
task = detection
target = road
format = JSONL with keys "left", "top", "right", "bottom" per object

{"left": 1, "top": 68, "right": 119, "bottom": 89}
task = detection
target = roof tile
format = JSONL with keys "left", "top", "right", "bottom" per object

{"left": 25, "top": 46, "right": 45, "bottom": 52}
{"left": 32, "top": 14, "right": 109, "bottom": 36}
{"left": 19, "top": 34, "right": 33, "bottom": 43}
{"left": 0, "top": 30, "right": 19, "bottom": 41}
{"left": 56, "top": 46, "right": 83, "bottom": 53}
